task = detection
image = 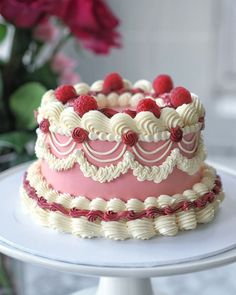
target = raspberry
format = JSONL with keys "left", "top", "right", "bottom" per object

{"left": 153, "top": 74, "right": 173, "bottom": 95}
{"left": 73, "top": 95, "right": 98, "bottom": 116}
{"left": 103, "top": 72, "right": 123, "bottom": 94}
{"left": 100, "top": 108, "right": 118, "bottom": 118}
{"left": 170, "top": 87, "right": 192, "bottom": 108}
{"left": 122, "top": 109, "right": 137, "bottom": 118}
{"left": 55, "top": 85, "right": 77, "bottom": 103}
{"left": 136, "top": 98, "right": 161, "bottom": 118}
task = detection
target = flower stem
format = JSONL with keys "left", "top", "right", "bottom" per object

{"left": 51, "top": 32, "right": 71, "bottom": 58}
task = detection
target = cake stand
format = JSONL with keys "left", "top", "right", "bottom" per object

{"left": 0, "top": 163, "right": 236, "bottom": 295}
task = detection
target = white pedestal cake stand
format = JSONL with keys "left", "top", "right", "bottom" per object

{"left": 0, "top": 163, "right": 236, "bottom": 295}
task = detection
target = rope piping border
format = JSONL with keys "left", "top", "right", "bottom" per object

{"left": 22, "top": 172, "right": 223, "bottom": 222}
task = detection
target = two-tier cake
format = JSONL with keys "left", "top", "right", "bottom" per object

{"left": 21, "top": 73, "right": 224, "bottom": 240}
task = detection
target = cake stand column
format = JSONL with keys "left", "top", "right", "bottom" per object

{"left": 72, "top": 276, "right": 165, "bottom": 295}
{"left": 96, "top": 277, "right": 155, "bottom": 295}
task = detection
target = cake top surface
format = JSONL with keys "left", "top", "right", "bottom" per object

{"left": 36, "top": 73, "right": 205, "bottom": 141}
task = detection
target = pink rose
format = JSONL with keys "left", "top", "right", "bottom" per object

{"left": 57, "top": 0, "right": 120, "bottom": 54}
{"left": 51, "top": 53, "right": 80, "bottom": 85}
{"left": 72, "top": 127, "right": 89, "bottom": 143}
{"left": 0, "top": 0, "right": 57, "bottom": 28}
{"left": 34, "top": 109, "right": 39, "bottom": 122}
{"left": 122, "top": 131, "right": 138, "bottom": 147}
{"left": 33, "top": 19, "right": 59, "bottom": 42}
{"left": 59, "top": 71, "right": 81, "bottom": 85}
{"left": 170, "top": 127, "right": 183, "bottom": 142}
{"left": 39, "top": 118, "right": 50, "bottom": 133}
{"left": 51, "top": 53, "right": 78, "bottom": 74}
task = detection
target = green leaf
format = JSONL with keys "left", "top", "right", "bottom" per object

{"left": 0, "top": 24, "right": 7, "bottom": 43}
{"left": 26, "top": 62, "right": 58, "bottom": 89}
{"left": 9, "top": 82, "right": 46, "bottom": 129}
{"left": 0, "top": 131, "right": 33, "bottom": 154}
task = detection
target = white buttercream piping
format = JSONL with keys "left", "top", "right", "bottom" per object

{"left": 136, "top": 140, "right": 171, "bottom": 155}
{"left": 41, "top": 123, "right": 202, "bottom": 144}
{"left": 132, "top": 141, "right": 173, "bottom": 163}
{"left": 48, "top": 135, "right": 77, "bottom": 156}
{"left": 178, "top": 134, "right": 199, "bottom": 154}
{"left": 21, "top": 186, "right": 223, "bottom": 240}
{"left": 50, "top": 132, "right": 74, "bottom": 147}
{"left": 83, "top": 141, "right": 121, "bottom": 156}
{"left": 21, "top": 160, "right": 224, "bottom": 241}
{"left": 37, "top": 87, "right": 205, "bottom": 140}
{"left": 35, "top": 134, "right": 206, "bottom": 183}
{"left": 82, "top": 144, "right": 127, "bottom": 163}
{"left": 182, "top": 132, "right": 198, "bottom": 145}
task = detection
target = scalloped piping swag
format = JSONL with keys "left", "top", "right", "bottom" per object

{"left": 35, "top": 132, "right": 206, "bottom": 183}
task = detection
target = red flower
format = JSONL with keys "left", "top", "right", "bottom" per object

{"left": 0, "top": 0, "right": 57, "bottom": 28}
{"left": 72, "top": 127, "right": 89, "bottom": 143}
{"left": 39, "top": 119, "right": 50, "bottom": 133}
{"left": 122, "top": 131, "right": 138, "bottom": 147}
{"left": 0, "top": 0, "right": 120, "bottom": 54}
{"left": 57, "top": 0, "right": 121, "bottom": 54}
{"left": 170, "top": 127, "right": 183, "bottom": 142}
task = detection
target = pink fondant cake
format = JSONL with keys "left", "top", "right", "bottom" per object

{"left": 21, "top": 73, "right": 224, "bottom": 240}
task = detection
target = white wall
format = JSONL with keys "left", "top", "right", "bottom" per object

{"left": 77, "top": 0, "right": 218, "bottom": 101}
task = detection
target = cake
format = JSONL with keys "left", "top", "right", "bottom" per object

{"left": 21, "top": 73, "right": 224, "bottom": 240}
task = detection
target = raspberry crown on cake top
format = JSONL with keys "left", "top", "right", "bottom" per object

{"left": 36, "top": 73, "right": 205, "bottom": 142}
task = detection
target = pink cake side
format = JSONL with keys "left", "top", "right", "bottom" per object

{"left": 40, "top": 131, "right": 202, "bottom": 201}
{"left": 41, "top": 162, "right": 202, "bottom": 201}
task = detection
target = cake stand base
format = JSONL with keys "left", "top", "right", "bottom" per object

{"left": 71, "top": 277, "right": 162, "bottom": 295}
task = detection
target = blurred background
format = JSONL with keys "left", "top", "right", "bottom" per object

{"left": 0, "top": 0, "right": 236, "bottom": 294}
